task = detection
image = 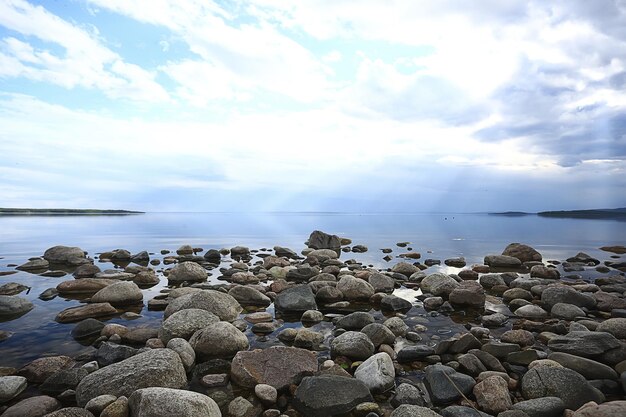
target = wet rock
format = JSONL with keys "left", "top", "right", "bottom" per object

{"left": 482, "top": 313, "right": 508, "bottom": 328}
{"left": 541, "top": 286, "right": 596, "bottom": 309}
{"left": 473, "top": 375, "right": 511, "bottom": 414}
{"left": 397, "top": 345, "right": 436, "bottom": 363}
{"left": 530, "top": 265, "right": 560, "bottom": 279}
{"left": 228, "top": 286, "right": 271, "bottom": 307}
{"left": 384, "top": 317, "right": 409, "bottom": 337}
{"left": 75, "top": 348, "right": 187, "bottom": 407}
{"left": 0, "top": 294, "right": 34, "bottom": 322}
{"left": 231, "top": 346, "right": 317, "bottom": 390}
{"left": 73, "top": 264, "right": 101, "bottom": 278}
{"left": 0, "top": 375, "right": 27, "bottom": 403}
{"left": 503, "top": 243, "right": 542, "bottom": 263}
{"left": 354, "top": 352, "right": 395, "bottom": 393}
{"left": 449, "top": 333, "right": 482, "bottom": 354}
{"left": 425, "top": 364, "right": 476, "bottom": 405}
{"left": 392, "top": 262, "right": 419, "bottom": 277}
{"left": 91, "top": 281, "right": 143, "bottom": 306}
{"left": 57, "top": 279, "right": 118, "bottom": 294}
{"left": 449, "top": 281, "right": 486, "bottom": 307}
{"left": 167, "top": 262, "right": 207, "bottom": 284}
{"left": 18, "top": 356, "right": 75, "bottom": 383}
{"left": 301, "top": 310, "right": 324, "bottom": 323}
{"left": 484, "top": 255, "right": 522, "bottom": 268}
{"left": 307, "top": 230, "right": 341, "bottom": 250}
{"left": 0, "top": 282, "right": 29, "bottom": 296}
{"left": 458, "top": 353, "right": 487, "bottom": 376}
{"left": 567, "top": 252, "right": 600, "bottom": 265}
{"left": 2, "top": 395, "right": 61, "bottom": 417}
{"left": 128, "top": 387, "right": 220, "bottom": 417}
{"left": 294, "top": 328, "right": 324, "bottom": 349}
{"left": 164, "top": 290, "right": 242, "bottom": 322}
{"left": 331, "top": 331, "right": 375, "bottom": 360}
{"left": 481, "top": 342, "right": 520, "bottom": 359}
{"left": 16, "top": 257, "right": 50, "bottom": 271}
{"left": 159, "top": 308, "right": 219, "bottom": 344}
{"left": 445, "top": 257, "right": 466, "bottom": 267}
{"left": 512, "top": 397, "right": 565, "bottom": 417}
{"left": 39, "top": 288, "right": 58, "bottom": 300}
{"left": 315, "top": 286, "right": 343, "bottom": 303}
{"left": 72, "top": 318, "right": 105, "bottom": 339}
{"left": 381, "top": 294, "right": 413, "bottom": 311}
{"left": 274, "top": 285, "right": 317, "bottom": 313}
{"left": 361, "top": 323, "right": 396, "bottom": 347}
{"left": 547, "top": 331, "right": 620, "bottom": 358}
{"left": 521, "top": 366, "right": 604, "bottom": 410}
{"left": 189, "top": 322, "right": 249, "bottom": 360}
{"left": 55, "top": 303, "right": 117, "bottom": 323}
{"left": 44, "top": 245, "right": 86, "bottom": 264}
{"left": 293, "top": 375, "right": 373, "bottom": 417}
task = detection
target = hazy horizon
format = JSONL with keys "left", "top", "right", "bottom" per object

{"left": 1, "top": 1, "right": 625, "bottom": 212}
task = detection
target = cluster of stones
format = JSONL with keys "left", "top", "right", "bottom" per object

{"left": 0, "top": 234, "right": 626, "bottom": 417}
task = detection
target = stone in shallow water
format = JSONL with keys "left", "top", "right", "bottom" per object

{"left": 189, "top": 322, "right": 249, "bottom": 360}
{"left": 331, "top": 331, "right": 375, "bottom": 360}
{"left": 18, "top": 356, "right": 75, "bottom": 384}
{"left": 164, "top": 290, "right": 242, "bottom": 322}
{"left": 274, "top": 285, "right": 317, "bottom": 313}
{"left": 158, "top": 308, "right": 219, "bottom": 344}
{"left": 55, "top": 303, "right": 117, "bottom": 323}
{"left": 293, "top": 375, "right": 373, "bottom": 417}
{"left": 0, "top": 295, "right": 34, "bottom": 320}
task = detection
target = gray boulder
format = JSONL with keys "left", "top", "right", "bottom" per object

{"left": 0, "top": 295, "right": 34, "bottom": 320}
{"left": 0, "top": 375, "right": 27, "bottom": 403}
{"left": 128, "top": 387, "right": 220, "bottom": 417}
{"left": 547, "top": 331, "right": 620, "bottom": 357}
{"left": 597, "top": 318, "right": 626, "bottom": 339}
{"left": 90, "top": 281, "right": 143, "bottom": 306}
{"left": 521, "top": 366, "right": 604, "bottom": 410}
{"left": 228, "top": 286, "right": 271, "bottom": 307}
{"left": 354, "top": 352, "right": 395, "bottom": 393}
{"left": 512, "top": 397, "right": 565, "bottom": 417}
{"left": 189, "top": 322, "right": 249, "bottom": 360}
{"left": 425, "top": 364, "right": 476, "bottom": 405}
{"left": 2, "top": 395, "right": 61, "bottom": 417}
{"left": 307, "top": 230, "right": 341, "bottom": 250}
{"left": 548, "top": 352, "right": 618, "bottom": 380}
{"left": 167, "top": 262, "right": 207, "bottom": 284}
{"left": 361, "top": 323, "right": 396, "bottom": 347}
{"left": 43, "top": 245, "right": 86, "bottom": 264}
{"left": 368, "top": 273, "right": 395, "bottom": 293}
{"left": 164, "top": 290, "right": 242, "bottom": 322}
{"left": 391, "top": 405, "right": 443, "bottom": 417}
{"left": 502, "top": 243, "right": 542, "bottom": 263}
{"left": 274, "top": 285, "right": 317, "bottom": 312}
{"left": 541, "top": 286, "right": 596, "bottom": 309}
{"left": 336, "top": 311, "right": 374, "bottom": 330}
{"left": 159, "top": 308, "right": 219, "bottom": 344}
{"left": 551, "top": 303, "right": 585, "bottom": 320}
{"left": 484, "top": 255, "right": 522, "bottom": 268}
{"left": 336, "top": 276, "right": 374, "bottom": 300}
{"left": 331, "top": 331, "right": 375, "bottom": 360}
{"left": 293, "top": 375, "right": 373, "bottom": 417}
{"left": 75, "top": 348, "right": 187, "bottom": 407}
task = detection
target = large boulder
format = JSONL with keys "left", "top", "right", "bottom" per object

{"left": 596, "top": 318, "right": 626, "bottom": 339}
{"left": 43, "top": 245, "right": 86, "bottom": 264}
{"left": 75, "top": 349, "right": 187, "bottom": 407}
{"left": 293, "top": 375, "right": 373, "bottom": 417}
{"left": 547, "top": 331, "right": 620, "bottom": 358}
{"left": 354, "top": 352, "right": 395, "bottom": 394}
{"left": 55, "top": 303, "right": 117, "bottom": 323}
{"left": 228, "top": 286, "right": 271, "bottom": 307}
{"left": 502, "top": 243, "right": 542, "bottom": 263}
{"left": 17, "top": 356, "right": 75, "bottom": 383}
{"left": 541, "top": 286, "right": 596, "bottom": 309}
{"left": 473, "top": 375, "right": 511, "bottom": 414}
{"left": 484, "top": 255, "right": 522, "bottom": 268}
{"left": 572, "top": 401, "right": 626, "bottom": 417}
{"left": 158, "top": 308, "right": 220, "bottom": 344}
{"left": 548, "top": 352, "right": 618, "bottom": 380}
{"left": 274, "top": 285, "right": 317, "bottom": 313}
{"left": 424, "top": 364, "right": 476, "bottom": 405}
{"left": 167, "top": 262, "right": 207, "bottom": 284}
{"left": 336, "top": 276, "right": 374, "bottom": 300}
{"left": 521, "top": 366, "right": 604, "bottom": 410}
{"left": 90, "top": 281, "right": 143, "bottom": 306}
{"left": 0, "top": 376, "right": 27, "bottom": 403}
{"left": 0, "top": 295, "right": 34, "bottom": 320}
{"left": 189, "top": 322, "right": 249, "bottom": 360}
{"left": 420, "top": 273, "right": 459, "bottom": 297}
{"left": 307, "top": 230, "right": 341, "bottom": 250}
{"left": 164, "top": 290, "right": 242, "bottom": 322}
{"left": 57, "top": 279, "right": 118, "bottom": 294}
{"left": 128, "top": 387, "right": 220, "bottom": 417}
{"left": 230, "top": 346, "right": 317, "bottom": 390}
{"left": 449, "top": 281, "right": 486, "bottom": 308}
{"left": 368, "top": 273, "right": 395, "bottom": 293}
{"left": 331, "top": 331, "right": 374, "bottom": 360}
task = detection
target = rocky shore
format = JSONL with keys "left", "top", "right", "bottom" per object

{"left": 1, "top": 231, "right": 626, "bottom": 417}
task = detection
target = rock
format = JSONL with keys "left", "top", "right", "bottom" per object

{"left": 2, "top": 395, "right": 61, "bottom": 417}
{"left": 480, "top": 274, "right": 506, "bottom": 288}
{"left": 167, "top": 338, "right": 195, "bottom": 371}
{"left": 0, "top": 375, "right": 27, "bottom": 403}
{"left": 548, "top": 352, "right": 618, "bottom": 380}
{"left": 203, "top": 249, "right": 222, "bottom": 262}
{"left": 56, "top": 303, "right": 117, "bottom": 323}
{"left": 541, "top": 286, "right": 596, "bottom": 309}
{"left": 397, "top": 345, "right": 436, "bottom": 363}
{"left": 473, "top": 375, "right": 511, "bottom": 414}
{"left": 484, "top": 255, "right": 522, "bottom": 268}
{"left": 255, "top": 384, "right": 277, "bottom": 407}
{"left": 368, "top": 273, "right": 395, "bottom": 293}
{"left": 73, "top": 264, "right": 101, "bottom": 278}
{"left": 75, "top": 349, "right": 187, "bottom": 407}
{"left": 101, "top": 396, "right": 129, "bottom": 417}
{"left": 331, "top": 331, "right": 375, "bottom": 360}
{"left": 336, "top": 276, "right": 374, "bottom": 300}
{"left": 57, "top": 279, "right": 118, "bottom": 294}
{"left": 440, "top": 405, "right": 483, "bottom": 417}
{"left": 230, "top": 346, "right": 317, "bottom": 390}
{"left": 354, "top": 352, "right": 395, "bottom": 394}
{"left": 44, "top": 245, "right": 86, "bottom": 264}
{"left": 227, "top": 396, "right": 258, "bottom": 417}
{"left": 0, "top": 295, "right": 34, "bottom": 319}
{"left": 481, "top": 342, "right": 520, "bottom": 358}
{"left": 43, "top": 407, "right": 94, "bottom": 416}
{"left": 39, "top": 288, "right": 58, "bottom": 300}
{"left": 18, "top": 356, "right": 75, "bottom": 383}
{"left": 567, "top": 252, "right": 600, "bottom": 265}
{"left": 572, "top": 401, "right": 626, "bottom": 417}
{"left": 391, "top": 383, "right": 426, "bottom": 407}
{"left": 424, "top": 364, "right": 476, "bottom": 405}
{"left": 420, "top": 273, "right": 459, "bottom": 297}
{"left": 274, "top": 285, "right": 317, "bottom": 313}
{"left": 381, "top": 294, "right": 413, "bottom": 311}
{"left": 293, "top": 375, "right": 373, "bottom": 417}
{"left": 16, "top": 257, "right": 49, "bottom": 271}
{"left": 512, "top": 397, "right": 565, "bottom": 417}
{"left": 384, "top": 317, "right": 409, "bottom": 337}
{"left": 307, "top": 230, "right": 341, "bottom": 250}
{"left": 85, "top": 395, "right": 117, "bottom": 416}
{"left": 228, "top": 286, "right": 271, "bottom": 307}
{"left": 521, "top": 366, "right": 604, "bottom": 410}
{"left": 449, "top": 281, "right": 486, "bottom": 307}
{"left": 128, "top": 387, "right": 220, "bottom": 417}
{"left": 392, "top": 262, "right": 419, "bottom": 277}
{"left": 390, "top": 405, "right": 443, "bottom": 417}
{"left": 0, "top": 282, "right": 29, "bottom": 295}
{"left": 502, "top": 243, "right": 542, "bottom": 262}
{"left": 596, "top": 318, "right": 626, "bottom": 339}
{"left": 91, "top": 281, "right": 143, "bottom": 306}
{"left": 72, "top": 318, "right": 105, "bottom": 339}
{"left": 190, "top": 322, "right": 248, "bottom": 360}
{"left": 361, "top": 323, "right": 396, "bottom": 347}
{"left": 294, "top": 328, "right": 324, "bottom": 349}
{"left": 457, "top": 353, "right": 487, "bottom": 376}
{"left": 164, "top": 290, "right": 242, "bottom": 322}
{"left": 336, "top": 312, "right": 375, "bottom": 330}
{"left": 39, "top": 368, "right": 88, "bottom": 396}
{"left": 547, "top": 331, "right": 620, "bottom": 357}
{"left": 515, "top": 305, "right": 549, "bottom": 319}
{"left": 551, "top": 303, "right": 585, "bottom": 320}
{"left": 301, "top": 310, "right": 324, "bottom": 323}
{"left": 530, "top": 265, "right": 560, "bottom": 279}
{"left": 501, "top": 329, "right": 535, "bottom": 346}
{"left": 159, "top": 308, "right": 220, "bottom": 344}
{"left": 445, "top": 257, "right": 466, "bottom": 267}
{"left": 167, "top": 262, "right": 207, "bottom": 284}
{"left": 482, "top": 313, "right": 508, "bottom": 328}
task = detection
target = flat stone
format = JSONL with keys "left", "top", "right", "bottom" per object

{"left": 2, "top": 395, "right": 61, "bottom": 417}
{"left": 547, "top": 331, "right": 620, "bottom": 358}
{"left": 548, "top": 352, "right": 618, "bottom": 380}
{"left": 55, "top": 303, "right": 117, "bottom": 323}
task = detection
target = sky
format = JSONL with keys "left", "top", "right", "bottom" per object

{"left": 0, "top": 0, "right": 625, "bottom": 213}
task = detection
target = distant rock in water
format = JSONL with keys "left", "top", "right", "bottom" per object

{"left": 307, "top": 230, "right": 341, "bottom": 250}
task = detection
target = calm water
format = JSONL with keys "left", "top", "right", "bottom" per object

{"left": 1, "top": 212, "right": 625, "bottom": 368}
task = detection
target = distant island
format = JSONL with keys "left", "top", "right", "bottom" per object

{"left": 0, "top": 208, "right": 144, "bottom": 215}
{"left": 490, "top": 208, "right": 626, "bottom": 219}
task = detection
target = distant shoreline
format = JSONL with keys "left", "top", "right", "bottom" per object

{"left": 0, "top": 208, "right": 144, "bottom": 215}
{"left": 490, "top": 208, "right": 626, "bottom": 219}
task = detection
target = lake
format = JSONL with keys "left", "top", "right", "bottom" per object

{"left": 1, "top": 212, "right": 625, "bottom": 369}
